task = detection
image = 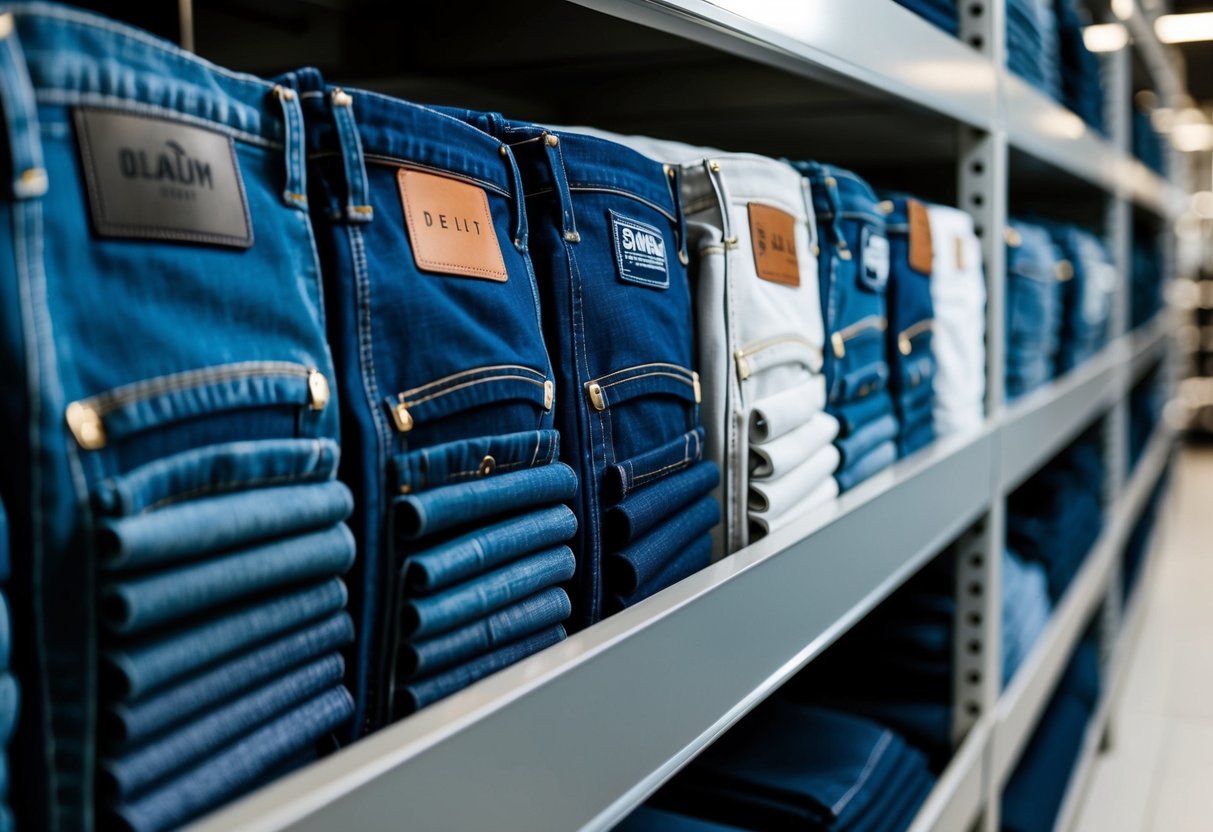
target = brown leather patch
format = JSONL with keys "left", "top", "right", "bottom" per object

{"left": 907, "top": 199, "right": 933, "bottom": 275}
{"left": 748, "top": 202, "right": 800, "bottom": 287}
{"left": 398, "top": 169, "right": 508, "bottom": 281}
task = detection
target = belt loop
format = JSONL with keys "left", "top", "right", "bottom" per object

{"left": 665, "top": 163, "right": 690, "bottom": 268}
{"left": 0, "top": 12, "right": 47, "bottom": 200}
{"left": 329, "top": 87, "right": 373, "bottom": 224}
{"left": 540, "top": 131, "right": 579, "bottom": 244}
{"left": 499, "top": 142, "right": 528, "bottom": 252}
{"left": 271, "top": 82, "right": 307, "bottom": 210}
{"left": 703, "top": 158, "right": 732, "bottom": 243}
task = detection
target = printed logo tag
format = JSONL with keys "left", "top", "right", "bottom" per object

{"left": 611, "top": 211, "right": 669, "bottom": 289}
{"left": 74, "top": 108, "right": 252, "bottom": 248}
{"left": 863, "top": 233, "right": 890, "bottom": 284}
{"left": 747, "top": 202, "right": 800, "bottom": 287}
{"left": 907, "top": 199, "right": 934, "bottom": 275}
{"left": 398, "top": 169, "right": 508, "bottom": 282}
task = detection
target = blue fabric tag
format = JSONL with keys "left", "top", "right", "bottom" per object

{"left": 610, "top": 211, "right": 669, "bottom": 289}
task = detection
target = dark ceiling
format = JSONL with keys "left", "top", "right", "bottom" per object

{"left": 1170, "top": 0, "right": 1213, "bottom": 103}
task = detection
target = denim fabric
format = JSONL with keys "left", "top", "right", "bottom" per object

{"left": 0, "top": 8, "right": 356, "bottom": 825}
{"left": 398, "top": 624, "right": 566, "bottom": 714}
{"left": 110, "top": 687, "right": 354, "bottom": 832}
{"left": 610, "top": 532, "right": 713, "bottom": 612}
{"left": 926, "top": 204, "right": 985, "bottom": 437}
{"left": 1042, "top": 223, "right": 1116, "bottom": 373}
{"left": 750, "top": 413, "right": 838, "bottom": 480}
{"left": 751, "top": 478, "right": 839, "bottom": 539}
{"left": 881, "top": 197, "right": 936, "bottom": 458}
{"left": 607, "top": 494, "right": 720, "bottom": 593}
{"left": 0, "top": 675, "right": 16, "bottom": 748}
{"left": 0, "top": 594, "right": 8, "bottom": 672}
{"left": 835, "top": 440, "right": 898, "bottom": 493}
{"left": 0, "top": 500, "right": 7, "bottom": 583}
{"left": 617, "top": 807, "right": 748, "bottom": 832}
{"left": 391, "top": 429, "right": 562, "bottom": 496}
{"left": 892, "top": 0, "right": 959, "bottom": 35}
{"left": 286, "top": 72, "right": 563, "bottom": 731}
{"left": 1006, "top": 220, "right": 1064, "bottom": 399}
{"left": 833, "top": 389, "right": 897, "bottom": 438}
{"left": 1054, "top": 0, "right": 1105, "bottom": 133}
{"left": 102, "top": 654, "right": 344, "bottom": 799}
{"left": 109, "top": 611, "right": 353, "bottom": 746}
{"left": 1002, "top": 549, "right": 1052, "bottom": 684}
{"left": 1006, "top": 0, "right": 1062, "bottom": 100}
{"left": 836, "top": 413, "right": 899, "bottom": 470}
{"left": 401, "top": 545, "right": 575, "bottom": 640}
{"left": 403, "top": 504, "right": 577, "bottom": 593}
{"left": 605, "top": 461, "right": 720, "bottom": 548}
{"left": 98, "top": 480, "right": 353, "bottom": 572}
{"left": 400, "top": 587, "right": 571, "bottom": 679}
{"left": 103, "top": 524, "right": 355, "bottom": 635}
{"left": 393, "top": 462, "right": 577, "bottom": 540}
{"left": 104, "top": 579, "right": 347, "bottom": 700}
{"left": 428, "top": 119, "right": 714, "bottom": 623}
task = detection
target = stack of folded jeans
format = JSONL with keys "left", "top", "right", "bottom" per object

{"left": 288, "top": 77, "right": 576, "bottom": 727}
{"left": 892, "top": 0, "right": 959, "bottom": 35}
{"left": 882, "top": 196, "right": 937, "bottom": 457}
{"left": 793, "top": 163, "right": 898, "bottom": 492}
{"left": 0, "top": 502, "right": 14, "bottom": 832}
{"left": 1132, "top": 231, "right": 1166, "bottom": 329}
{"left": 651, "top": 698, "right": 936, "bottom": 832}
{"left": 1043, "top": 223, "right": 1117, "bottom": 373}
{"left": 1007, "top": 0, "right": 1062, "bottom": 101}
{"left": 0, "top": 8, "right": 358, "bottom": 828}
{"left": 432, "top": 117, "right": 720, "bottom": 621}
{"left": 1001, "top": 638, "right": 1101, "bottom": 832}
{"left": 926, "top": 204, "right": 986, "bottom": 436}
{"left": 1002, "top": 548, "right": 1053, "bottom": 684}
{"left": 780, "top": 555, "right": 956, "bottom": 766}
{"left": 1054, "top": 0, "right": 1106, "bottom": 133}
{"left": 1006, "top": 220, "right": 1064, "bottom": 400}
{"left": 1007, "top": 431, "right": 1105, "bottom": 602}
{"left": 1133, "top": 109, "right": 1167, "bottom": 176}
{"left": 580, "top": 133, "right": 833, "bottom": 555}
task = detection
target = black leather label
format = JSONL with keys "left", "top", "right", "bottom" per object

{"left": 74, "top": 108, "right": 253, "bottom": 248}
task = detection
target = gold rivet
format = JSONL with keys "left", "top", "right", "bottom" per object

{"left": 543, "top": 380, "right": 554, "bottom": 410}
{"left": 332, "top": 89, "right": 352, "bottom": 107}
{"left": 478, "top": 455, "right": 496, "bottom": 476}
{"left": 692, "top": 371, "right": 702, "bottom": 404}
{"left": 1005, "top": 228, "right": 1022, "bottom": 247}
{"left": 709, "top": 160, "right": 721, "bottom": 173}
{"left": 499, "top": 145, "right": 508, "bottom": 157}
{"left": 392, "top": 402, "right": 414, "bottom": 432}
{"left": 899, "top": 336, "right": 912, "bottom": 356}
{"left": 587, "top": 382, "right": 606, "bottom": 411}
{"left": 307, "top": 370, "right": 330, "bottom": 410}
{"left": 399, "top": 484, "right": 413, "bottom": 495}
{"left": 825, "top": 176, "right": 837, "bottom": 187}
{"left": 1056, "top": 260, "right": 1074, "bottom": 281}
{"left": 838, "top": 247, "right": 852, "bottom": 261}
{"left": 723, "top": 236, "right": 738, "bottom": 248}
{"left": 66, "top": 402, "right": 106, "bottom": 450}
{"left": 514, "top": 238, "right": 523, "bottom": 249}
{"left": 0, "top": 14, "right": 13, "bottom": 40}
{"left": 678, "top": 249, "right": 689, "bottom": 266}
{"left": 877, "top": 200, "right": 894, "bottom": 214}
{"left": 274, "top": 86, "right": 296, "bottom": 102}
{"left": 545, "top": 134, "right": 559, "bottom": 147}
{"left": 812, "top": 244, "right": 821, "bottom": 257}
{"left": 564, "top": 230, "right": 580, "bottom": 243}
{"left": 664, "top": 164, "right": 676, "bottom": 179}
{"left": 19, "top": 168, "right": 47, "bottom": 193}
{"left": 831, "top": 332, "right": 845, "bottom": 359}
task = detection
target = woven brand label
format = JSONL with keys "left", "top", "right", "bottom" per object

{"left": 611, "top": 211, "right": 669, "bottom": 289}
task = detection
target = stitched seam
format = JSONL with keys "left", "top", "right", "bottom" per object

{"left": 401, "top": 375, "right": 545, "bottom": 408}
{"left": 439, "top": 457, "right": 531, "bottom": 483}
{"left": 832, "top": 731, "right": 893, "bottom": 815}
{"left": 398, "top": 364, "right": 545, "bottom": 398}
{"left": 591, "top": 362, "right": 692, "bottom": 385}
{"left": 143, "top": 464, "right": 330, "bottom": 513}
{"left": 78, "top": 361, "right": 310, "bottom": 415}
{"left": 599, "top": 371, "right": 695, "bottom": 392}
{"left": 351, "top": 155, "right": 509, "bottom": 199}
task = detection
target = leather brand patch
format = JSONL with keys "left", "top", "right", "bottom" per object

{"left": 748, "top": 202, "right": 800, "bottom": 287}
{"left": 73, "top": 108, "right": 252, "bottom": 248}
{"left": 398, "top": 169, "right": 507, "bottom": 282}
{"left": 907, "top": 199, "right": 933, "bottom": 275}
{"left": 610, "top": 210, "right": 669, "bottom": 289}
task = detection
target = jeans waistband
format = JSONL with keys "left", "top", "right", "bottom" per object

{"left": 0, "top": 2, "right": 308, "bottom": 204}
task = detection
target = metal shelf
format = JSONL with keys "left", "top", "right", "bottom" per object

{"left": 906, "top": 718, "right": 991, "bottom": 832}
{"left": 999, "top": 341, "right": 1128, "bottom": 494}
{"left": 991, "top": 424, "right": 1173, "bottom": 789}
{"left": 1129, "top": 312, "right": 1172, "bottom": 385}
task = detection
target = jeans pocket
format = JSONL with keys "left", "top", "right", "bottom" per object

{"left": 749, "top": 413, "right": 839, "bottom": 480}
{"left": 603, "top": 427, "right": 704, "bottom": 503}
{"left": 584, "top": 362, "right": 699, "bottom": 465}
{"left": 604, "top": 460, "right": 721, "bottom": 549}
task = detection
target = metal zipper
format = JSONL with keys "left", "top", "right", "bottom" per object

{"left": 830, "top": 315, "right": 887, "bottom": 359}
{"left": 897, "top": 319, "right": 935, "bottom": 356}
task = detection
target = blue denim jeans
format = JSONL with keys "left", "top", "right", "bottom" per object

{"left": 435, "top": 113, "right": 715, "bottom": 626}
{"left": 1042, "top": 223, "right": 1114, "bottom": 374}
{"left": 891, "top": 0, "right": 959, "bottom": 34}
{"left": 609, "top": 532, "right": 713, "bottom": 612}
{"left": 882, "top": 196, "right": 937, "bottom": 458}
{"left": 618, "top": 807, "right": 747, "bottom": 832}
{"left": 793, "top": 163, "right": 899, "bottom": 492}
{"left": 108, "top": 611, "right": 354, "bottom": 747}
{"left": 1002, "top": 548, "right": 1052, "bottom": 684}
{"left": 0, "top": 10, "right": 356, "bottom": 824}
{"left": 110, "top": 686, "right": 354, "bottom": 832}
{"left": 1006, "top": 220, "right": 1063, "bottom": 399}
{"left": 286, "top": 71, "right": 570, "bottom": 731}
{"left": 835, "top": 440, "right": 898, "bottom": 493}
{"left": 0, "top": 499, "right": 8, "bottom": 583}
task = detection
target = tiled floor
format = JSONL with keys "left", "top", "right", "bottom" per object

{"left": 1073, "top": 445, "right": 1213, "bottom": 832}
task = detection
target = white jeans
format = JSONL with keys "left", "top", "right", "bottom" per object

{"left": 926, "top": 204, "right": 986, "bottom": 436}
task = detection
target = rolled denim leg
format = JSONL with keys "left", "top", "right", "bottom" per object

{"left": 109, "top": 611, "right": 354, "bottom": 746}
{"left": 399, "top": 624, "right": 566, "bottom": 714}
{"left": 402, "top": 504, "right": 577, "bottom": 594}
{"left": 98, "top": 480, "right": 354, "bottom": 571}
{"left": 402, "top": 546, "right": 576, "bottom": 639}
{"left": 103, "top": 653, "right": 345, "bottom": 799}
{"left": 836, "top": 440, "right": 898, "bottom": 492}
{"left": 110, "top": 687, "right": 354, "bottom": 832}
{"left": 394, "top": 462, "right": 578, "bottom": 540}
{"left": 749, "top": 477, "right": 839, "bottom": 539}
{"left": 0, "top": 676, "right": 16, "bottom": 747}
{"left": 103, "top": 525, "right": 356, "bottom": 635}
{"left": 400, "top": 587, "right": 572, "bottom": 679}
{"left": 835, "top": 412, "right": 899, "bottom": 469}
{"left": 604, "top": 427, "right": 706, "bottom": 502}
{"left": 748, "top": 444, "right": 842, "bottom": 521}
{"left": 747, "top": 375, "right": 827, "bottom": 444}
{"left": 604, "top": 460, "right": 720, "bottom": 548}
{"left": 833, "top": 391, "right": 897, "bottom": 437}
{"left": 610, "top": 532, "right": 713, "bottom": 611}
{"left": 750, "top": 413, "right": 840, "bottom": 479}
{"left": 104, "top": 579, "right": 348, "bottom": 700}
{"left": 606, "top": 494, "right": 720, "bottom": 594}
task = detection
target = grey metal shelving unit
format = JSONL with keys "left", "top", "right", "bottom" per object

{"left": 181, "top": 1, "right": 1188, "bottom": 830}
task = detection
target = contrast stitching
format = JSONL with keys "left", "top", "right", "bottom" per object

{"left": 401, "top": 374, "right": 545, "bottom": 408}
{"left": 398, "top": 364, "right": 544, "bottom": 398}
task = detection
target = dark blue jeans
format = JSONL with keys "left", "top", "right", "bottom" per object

{"left": 1006, "top": 219, "right": 1063, "bottom": 399}
{"left": 1042, "top": 223, "right": 1114, "bottom": 374}
{"left": 0, "top": 10, "right": 354, "bottom": 826}
{"left": 288, "top": 71, "right": 573, "bottom": 730}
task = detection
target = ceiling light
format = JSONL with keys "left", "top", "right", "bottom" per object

{"left": 1084, "top": 23, "right": 1129, "bottom": 52}
{"left": 1155, "top": 12, "right": 1213, "bottom": 44}
{"left": 1111, "top": 0, "right": 1133, "bottom": 21}
{"left": 1171, "top": 122, "right": 1213, "bottom": 152}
